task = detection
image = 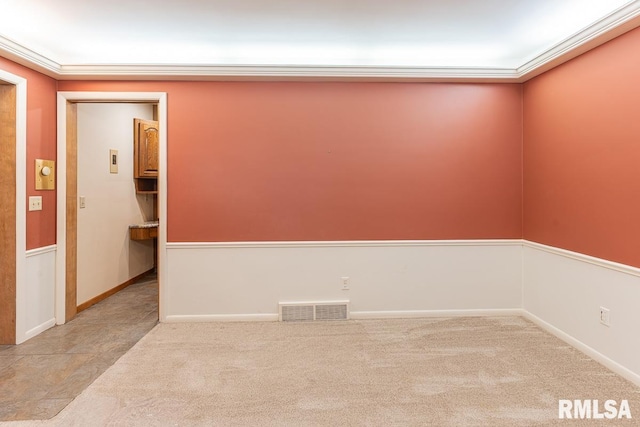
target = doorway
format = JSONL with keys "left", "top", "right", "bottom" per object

{"left": 0, "top": 70, "right": 26, "bottom": 344}
{"left": 56, "top": 92, "right": 167, "bottom": 325}
{"left": 75, "top": 103, "right": 157, "bottom": 311}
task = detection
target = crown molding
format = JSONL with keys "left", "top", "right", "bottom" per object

{"left": 54, "top": 64, "right": 518, "bottom": 82}
{"left": 516, "top": 0, "right": 640, "bottom": 81}
{"left": 2, "top": 1, "right": 640, "bottom": 82}
{"left": 0, "top": 35, "right": 60, "bottom": 78}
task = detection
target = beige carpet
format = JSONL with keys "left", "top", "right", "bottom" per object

{"left": 3, "top": 317, "right": 639, "bottom": 426}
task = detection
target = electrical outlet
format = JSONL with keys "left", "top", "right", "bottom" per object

{"left": 341, "top": 276, "right": 350, "bottom": 291}
{"left": 28, "top": 196, "right": 42, "bottom": 211}
{"left": 599, "top": 307, "right": 610, "bottom": 327}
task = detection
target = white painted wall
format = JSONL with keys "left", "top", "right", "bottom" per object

{"left": 77, "top": 103, "right": 155, "bottom": 305}
{"left": 19, "top": 246, "right": 56, "bottom": 343}
{"left": 523, "top": 242, "right": 640, "bottom": 386}
{"left": 165, "top": 240, "right": 523, "bottom": 320}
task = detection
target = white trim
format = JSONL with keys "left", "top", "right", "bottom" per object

{"left": 280, "top": 300, "right": 350, "bottom": 305}
{"left": 58, "top": 92, "right": 168, "bottom": 103}
{"left": 517, "top": 1, "right": 640, "bottom": 80}
{"left": 166, "top": 310, "right": 524, "bottom": 322}
{"left": 523, "top": 311, "right": 640, "bottom": 388}
{"left": 351, "top": 309, "right": 524, "bottom": 320}
{"left": 2, "top": 2, "right": 640, "bottom": 82}
{"left": 56, "top": 91, "right": 168, "bottom": 324}
{"left": 166, "top": 239, "right": 523, "bottom": 249}
{"left": 54, "top": 65, "right": 517, "bottom": 81}
{"left": 0, "top": 69, "right": 27, "bottom": 344}
{"left": 22, "top": 318, "right": 56, "bottom": 342}
{"left": 524, "top": 240, "right": 640, "bottom": 278}
{"left": 165, "top": 314, "right": 279, "bottom": 323}
{"left": 25, "top": 244, "right": 57, "bottom": 258}
{"left": 0, "top": 35, "right": 59, "bottom": 78}
{"left": 157, "top": 95, "right": 168, "bottom": 322}
{"left": 55, "top": 94, "right": 67, "bottom": 325}
{"left": 520, "top": 239, "right": 525, "bottom": 310}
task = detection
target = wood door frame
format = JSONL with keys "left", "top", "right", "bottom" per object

{"left": 0, "top": 70, "right": 27, "bottom": 344}
{"left": 56, "top": 92, "right": 168, "bottom": 324}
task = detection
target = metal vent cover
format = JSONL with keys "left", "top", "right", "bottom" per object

{"left": 279, "top": 301, "right": 349, "bottom": 322}
{"left": 315, "top": 304, "right": 348, "bottom": 321}
{"left": 281, "top": 305, "right": 314, "bottom": 322}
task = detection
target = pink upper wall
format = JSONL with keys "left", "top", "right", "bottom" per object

{"left": 8, "top": 20, "right": 640, "bottom": 253}
{"left": 524, "top": 26, "right": 640, "bottom": 267}
{"left": 59, "top": 80, "right": 523, "bottom": 242}
{"left": 0, "top": 58, "right": 57, "bottom": 250}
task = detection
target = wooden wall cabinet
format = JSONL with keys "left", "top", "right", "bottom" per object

{"left": 133, "top": 118, "right": 159, "bottom": 194}
{"left": 131, "top": 116, "right": 159, "bottom": 270}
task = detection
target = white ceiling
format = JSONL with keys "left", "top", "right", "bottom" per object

{"left": 0, "top": 0, "right": 639, "bottom": 80}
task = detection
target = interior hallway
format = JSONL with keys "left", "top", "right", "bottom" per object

{"left": 0, "top": 275, "right": 158, "bottom": 421}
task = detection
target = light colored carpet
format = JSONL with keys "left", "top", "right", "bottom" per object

{"left": 3, "top": 316, "right": 639, "bottom": 426}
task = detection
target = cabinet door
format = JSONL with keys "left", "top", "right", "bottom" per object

{"left": 134, "top": 118, "right": 159, "bottom": 178}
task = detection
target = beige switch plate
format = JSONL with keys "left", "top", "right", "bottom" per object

{"left": 28, "top": 196, "right": 42, "bottom": 211}
{"left": 35, "top": 159, "right": 55, "bottom": 190}
{"left": 109, "top": 149, "right": 118, "bottom": 173}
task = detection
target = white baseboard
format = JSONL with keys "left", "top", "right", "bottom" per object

{"left": 164, "top": 313, "right": 279, "bottom": 323}
{"left": 351, "top": 309, "right": 524, "bottom": 319}
{"left": 165, "top": 310, "right": 525, "bottom": 323}
{"left": 20, "top": 318, "right": 56, "bottom": 343}
{"left": 523, "top": 311, "right": 640, "bottom": 388}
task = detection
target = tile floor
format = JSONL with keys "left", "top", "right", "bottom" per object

{"left": 0, "top": 275, "right": 158, "bottom": 421}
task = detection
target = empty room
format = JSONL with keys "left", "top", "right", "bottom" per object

{"left": 1, "top": 1, "right": 640, "bottom": 425}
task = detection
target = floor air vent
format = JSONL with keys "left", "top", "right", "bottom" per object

{"left": 279, "top": 301, "right": 349, "bottom": 322}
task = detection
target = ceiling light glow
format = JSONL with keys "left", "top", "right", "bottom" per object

{"left": 0, "top": 0, "right": 635, "bottom": 70}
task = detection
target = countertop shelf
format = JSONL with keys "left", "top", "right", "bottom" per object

{"left": 129, "top": 221, "right": 158, "bottom": 240}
